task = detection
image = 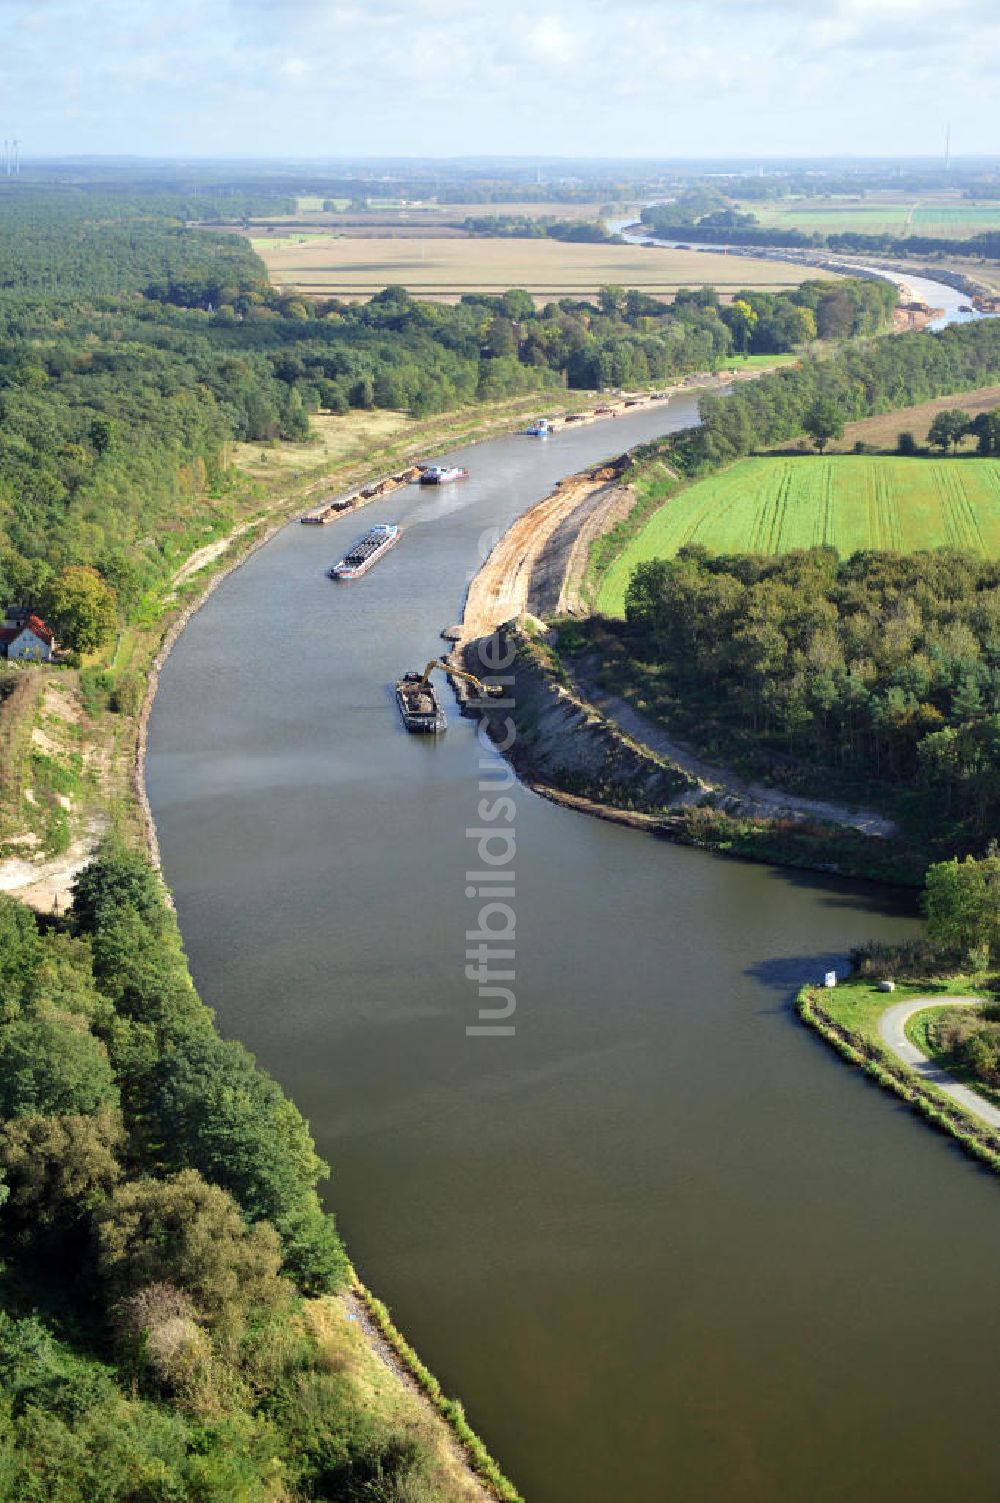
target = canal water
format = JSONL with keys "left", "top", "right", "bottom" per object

{"left": 147, "top": 398, "right": 1000, "bottom": 1503}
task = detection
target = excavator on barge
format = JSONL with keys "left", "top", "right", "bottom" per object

{"left": 395, "top": 658, "right": 503, "bottom": 735}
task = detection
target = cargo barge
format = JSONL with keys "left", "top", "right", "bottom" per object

{"left": 419, "top": 465, "right": 469, "bottom": 485}
{"left": 395, "top": 672, "right": 447, "bottom": 733}
{"left": 328, "top": 524, "right": 400, "bottom": 580}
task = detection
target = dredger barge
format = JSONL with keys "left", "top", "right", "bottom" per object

{"left": 395, "top": 659, "right": 504, "bottom": 735}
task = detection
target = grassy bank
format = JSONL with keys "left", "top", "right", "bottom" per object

{"left": 665, "top": 804, "right": 925, "bottom": 885}
{"left": 797, "top": 976, "right": 1000, "bottom": 1173}
{"left": 353, "top": 1280, "right": 522, "bottom": 1503}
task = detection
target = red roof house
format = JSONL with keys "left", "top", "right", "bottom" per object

{"left": 0, "top": 612, "right": 55, "bottom": 662}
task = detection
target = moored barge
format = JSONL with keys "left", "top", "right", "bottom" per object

{"left": 396, "top": 672, "right": 447, "bottom": 733}
{"left": 328, "top": 524, "right": 400, "bottom": 579}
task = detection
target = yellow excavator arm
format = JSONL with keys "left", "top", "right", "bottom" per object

{"left": 418, "top": 658, "right": 504, "bottom": 698}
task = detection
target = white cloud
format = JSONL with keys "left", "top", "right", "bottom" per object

{"left": 0, "top": 0, "right": 995, "bottom": 156}
{"left": 521, "top": 16, "right": 580, "bottom": 64}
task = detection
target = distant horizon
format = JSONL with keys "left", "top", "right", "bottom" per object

{"left": 6, "top": 152, "right": 1000, "bottom": 173}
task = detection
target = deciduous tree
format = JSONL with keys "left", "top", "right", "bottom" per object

{"left": 803, "top": 397, "right": 843, "bottom": 453}
{"left": 43, "top": 566, "right": 117, "bottom": 654}
{"left": 97, "top": 1170, "right": 288, "bottom": 1329}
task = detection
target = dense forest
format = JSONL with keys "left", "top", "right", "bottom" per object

{"left": 0, "top": 845, "right": 455, "bottom": 1500}
{"left": 618, "top": 546, "right": 1000, "bottom": 850}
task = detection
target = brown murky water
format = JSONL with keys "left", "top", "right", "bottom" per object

{"left": 147, "top": 401, "right": 1000, "bottom": 1502}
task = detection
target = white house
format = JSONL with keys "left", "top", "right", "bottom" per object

{"left": 0, "top": 610, "right": 55, "bottom": 662}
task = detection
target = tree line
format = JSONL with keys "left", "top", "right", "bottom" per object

{"left": 462, "top": 214, "right": 618, "bottom": 243}
{"left": 922, "top": 406, "right": 1000, "bottom": 455}
{"left": 668, "top": 317, "right": 1000, "bottom": 474}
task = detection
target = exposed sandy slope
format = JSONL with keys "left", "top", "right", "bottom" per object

{"left": 458, "top": 469, "right": 623, "bottom": 645}
{"left": 0, "top": 817, "right": 107, "bottom": 913}
{"left": 554, "top": 481, "right": 649, "bottom": 616}
{"left": 0, "top": 677, "right": 110, "bottom": 912}
{"left": 170, "top": 523, "right": 257, "bottom": 589}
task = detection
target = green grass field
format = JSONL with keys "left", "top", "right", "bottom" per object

{"left": 716, "top": 353, "right": 801, "bottom": 372}
{"left": 596, "top": 456, "right": 1000, "bottom": 615}
{"left": 736, "top": 196, "right": 1000, "bottom": 241}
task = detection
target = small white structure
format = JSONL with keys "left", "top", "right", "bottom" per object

{"left": 824, "top": 970, "right": 838, "bottom": 989}
{"left": 0, "top": 609, "right": 55, "bottom": 662}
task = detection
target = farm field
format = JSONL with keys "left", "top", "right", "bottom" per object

{"left": 597, "top": 456, "right": 1000, "bottom": 615}
{"left": 832, "top": 385, "right": 1000, "bottom": 452}
{"left": 255, "top": 233, "right": 820, "bottom": 303}
{"left": 735, "top": 194, "right": 1000, "bottom": 240}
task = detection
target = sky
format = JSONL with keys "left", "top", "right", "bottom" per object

{"left": 0, "top": 0, "right": 995, "bottom": 160}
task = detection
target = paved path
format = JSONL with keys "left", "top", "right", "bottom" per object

{"left": 877, "top": 996, "right": 1000, "bottom": 1129}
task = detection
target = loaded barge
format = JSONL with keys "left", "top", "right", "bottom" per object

{"left": 419, "top": 465, "right": 469, "bottom": 485}
{"left": 396, "top": 673, "right": 447, "bottom": 734}
{"left": 328, "top": 524, "right": 400, "bottom": 580}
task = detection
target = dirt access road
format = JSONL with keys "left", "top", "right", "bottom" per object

{"left": 569, "top": 667, "right": 897, "bottom": 835}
